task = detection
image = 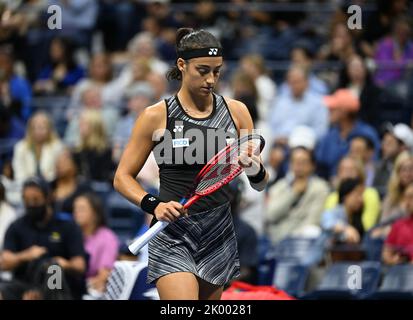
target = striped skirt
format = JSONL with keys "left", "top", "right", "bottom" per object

{"left": 147, "top": 202, "right": 240, "bottom": 286}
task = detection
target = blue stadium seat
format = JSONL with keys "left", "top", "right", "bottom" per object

{"left": 305, "top": 261, "right": 382, "bottom": 300}
{"left": 129, "top": 266, "right": 157, "bottom": 300}
{"left": 362, "top": 234, "right": 385, "bottom": 262}
{"left": 106, "top": 191, "right": 145, "bottom": 244}
{"left": 369, "top": 265, "right": 413, "bottom": 300}
{"left": 272, "top": 236, "right": 326, "bottom": 266}
{"left": 90, "top": 181, "right": 113, "bottom": 206}
{"left": 272, "top": 262, "right": 309, "bottom": 298}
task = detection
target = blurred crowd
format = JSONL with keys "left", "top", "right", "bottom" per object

{"left": 0, "top": 0, "right": 413, "bottom": 299}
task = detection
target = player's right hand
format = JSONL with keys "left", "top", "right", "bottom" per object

{"left": 154, "top": 201, "right": 188, "bottom": 222}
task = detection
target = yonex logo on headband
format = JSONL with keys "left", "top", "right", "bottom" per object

{"left": 177, "top": 47, "right": 223, "bottom": 60}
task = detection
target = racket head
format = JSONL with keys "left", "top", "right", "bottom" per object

{"left": 193, "top": 134, "right": 265, "bottom": 196}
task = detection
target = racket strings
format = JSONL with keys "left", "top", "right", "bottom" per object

{"left": 195, "top": 137, "right": 262, "bottom": 194}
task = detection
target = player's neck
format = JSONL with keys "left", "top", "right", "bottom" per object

{"left": 177, "top": 87, "right": 213, "bottom": 112}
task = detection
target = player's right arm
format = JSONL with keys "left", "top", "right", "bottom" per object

{"left": 113, "top": 101, "right": 187, "bottom": 222}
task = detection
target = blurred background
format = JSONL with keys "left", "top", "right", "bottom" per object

{"left": 1, "top": 0, "right": 413, "bottom": 300}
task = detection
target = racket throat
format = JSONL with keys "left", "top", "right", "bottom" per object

{"left": 183, "top": 194, "right": 201, "bottom": 209}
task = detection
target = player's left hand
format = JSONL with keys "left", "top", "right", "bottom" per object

{"left": 238, "top": 152, "right": 262, "bottom": 176}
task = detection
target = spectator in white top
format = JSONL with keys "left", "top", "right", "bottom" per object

{"left": 12, "top": 112, "right": 64, "bottom": 183}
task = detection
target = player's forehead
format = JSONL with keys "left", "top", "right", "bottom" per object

{"left": 190, "top": 56, "right": 223, "bottom": 68}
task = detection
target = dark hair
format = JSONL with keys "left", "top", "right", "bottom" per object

{"left": 290, "top": 146, "right": 316, "bottom": 165}
{"left": 77, "top": 192, "right": 107, "bottom": 229}
{"left": 0, "top": 181, "right": 5, "bottom": 202}
{"left": 351, "top": 135, "right": 375, "bottom": 150}
{"left": 338, "top": 177, "right": 362, "bottom": 204}
{"left": 166, "top": 28, "right": 222, "bottom": 81}
{"left": 23, "top": 177, "right": 51, "bottom": 199}
{"left": 50, "top": 36, "right": 77, "bottom": 71}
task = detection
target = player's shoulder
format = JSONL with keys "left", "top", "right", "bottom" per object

{"left": 223, "top": 97, "right": 252, "bottom": 129}
{"left": 140, "top": 100, "right": 167, "bottom": 124}
{"left": 223, "top": 97, "right": 249, "bottom": 113}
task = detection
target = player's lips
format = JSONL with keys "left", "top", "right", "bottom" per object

{"left": 201, "top": 87, "right": 213, "bottom": 93}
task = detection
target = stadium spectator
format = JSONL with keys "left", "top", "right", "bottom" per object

{"left": 315, "top": 89, "right": 380, "bottom": 180}
{"left": 51, "top": 149, "right": 91, "bottom": 216}
{"left": 0, "top": 177, "right": 86, "bottom": 300}
{"left": 265, "top": 147, "right": 329, "bottom": 244}
{"left": 374, "top": 123, "right": 413, "bottom": 198}
{"left": 362, "top": 0, "right": 409, "bottom": 48}
{"left": 12, "top": 112, "right": 64, "bottom": 183}
{"left": 33, "top": 37, "right": 85, "bottom": 95}
{"left": 382, "top": 182, "right": 413, "bottom": 265}
{"left": 114, "top": 32, "right": 168, "bottom": 98}
{"left": 0, "top": 104, "right": 25, "bottom": 169}
{"left": 373, "top": 16, "right": 413, "bottom": 88}
{"left": 0, "top": 181, "right": 17, "bottom": 251}
{"left": 321, "top": 178, "right": 365, "bottom": 244}
{"left": 73, "top": 193, "right": 119, "bottom": 294}
{"left": 381, "top": 152, "right": 413, "bottom": 222}
{"left": 0, "top": 48, "right": 32, "bottom": 121}
{"left": 240, "top": 53, "right": 277, "bottom": 120}
{"left": 68, "top": 53, "right": 123, "bottom": 115}
{"left": 112, "top": 82, "right": 159, "bottom": 189}
{"left": 268, "top": 65, "right": 328, "bottom": 145}
{"left": 64, "top": 85, "right": 119, "bottom": 147}
{"left": 338, "top": 54, "right": 383, "bottom": 131}
{"left": 72, "top": 110, "right": 115, "bottom": 183}
{"left": 46, "top": 0, "right": 98, "bottom": 50}
{"left": 317, "top": 22, "right": 357, "bottom": 89}
{"left": 279, "top": 44, "right": 328, "bottom": 96}
{"left": 266, "top": 142, "right": 288, "bottom": 189}
{"left": 325, "top": 156, "right": 380, "bottom": 233}
{"left": 113, "top": 82, "right": 155, "bottom": 161}
{"left": 348, "top": 135, "right": 377, "bottom": 187}
{"left": 0, "top": 160, "right": 22, "bottom": 207}
{"left": 229, "top": 71, "right": 259, "bottom": 125}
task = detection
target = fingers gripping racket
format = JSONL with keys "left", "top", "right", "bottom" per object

{"left": 128, "top": 134, "right": 265, "bottom": 255}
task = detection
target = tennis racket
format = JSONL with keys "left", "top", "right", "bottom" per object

{"left": 128, "top": 133, "right": 265, "bottom": 255}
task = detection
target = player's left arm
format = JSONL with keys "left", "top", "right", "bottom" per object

{"left": 226, "top": 98, "right": 269, "bottom": 192}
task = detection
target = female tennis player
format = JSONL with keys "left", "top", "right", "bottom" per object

{"left": 114, "top": 28, "right": 269, "bottom": 300}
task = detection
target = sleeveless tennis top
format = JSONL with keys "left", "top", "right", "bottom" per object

{"left": 152, "top": 93, "right": 238, "bottom": 214}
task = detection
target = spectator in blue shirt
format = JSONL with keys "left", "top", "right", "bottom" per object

{"left": 269, "top": 65, "right": 328, "bottom": 145}
{"left": 315, "top": 89, "right": 380, "bottom": 180}
{"left": 34, "top": 37, "right": 85, "bottom": 95}
{"left": 0, "top": 49, "right": 32, "bottom": 121}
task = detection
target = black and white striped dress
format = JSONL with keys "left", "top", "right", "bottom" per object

{"left": 147, "top": 93, "right": 240, "bottom": 286}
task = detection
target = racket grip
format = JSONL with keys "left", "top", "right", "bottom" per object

{"left": 128, "top": 197, "right": 188, "bottom": 255}
{"left": 128, "top": 220, "right": 169, "bottom": 255}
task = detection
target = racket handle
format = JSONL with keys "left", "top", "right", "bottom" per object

{"left": 128, "top": 220, "right": 169, "bottom": 255}
{"left": 128, "top": 197, "right": 188, "bottom": 255}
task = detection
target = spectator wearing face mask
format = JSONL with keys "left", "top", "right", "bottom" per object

{"left": 0, "top": 177, "right": 86, "bottom": 300}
